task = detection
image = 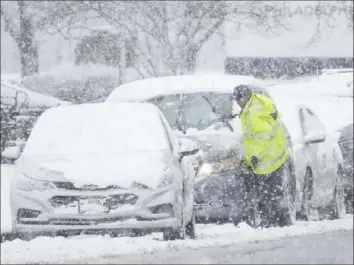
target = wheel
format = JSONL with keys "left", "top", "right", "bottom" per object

{"left": 17, "top": 232, "right": 36, "bottom": 241}
{"left": 163, "top": 210, "right": 195, "bottom": 241}
{"left": 297, "top": 167, "right": 313, "bottom": 221}
{"left": 329, "top": 167, "right": 346, "bottom": 219}
{"left": 163, "top": 194, "right": 195, "bottom": 242}
{"left": 278, "top": 161, "right": 297, "bottom": 226}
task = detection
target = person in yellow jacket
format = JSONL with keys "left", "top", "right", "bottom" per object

{"left": 232, "top": 84, "right": 293, "bottom": 228}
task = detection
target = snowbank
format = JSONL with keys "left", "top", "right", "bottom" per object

{"left": 1, "top": 217, "right": 352, "bottom": 264}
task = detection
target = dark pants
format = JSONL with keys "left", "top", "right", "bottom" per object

{"left": 237, "top": 159, "right": 290, "bottom": 228}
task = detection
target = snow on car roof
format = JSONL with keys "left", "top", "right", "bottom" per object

{"left": 106, "top": 74, "right": 263, "bottom": 102}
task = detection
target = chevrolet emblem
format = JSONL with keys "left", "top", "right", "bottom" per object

{"left": 82, "top": 184, "right": 99, "bottom": 190}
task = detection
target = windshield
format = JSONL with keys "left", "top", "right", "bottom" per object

{"left": 148, "top": 92, "right": 233, "bottom": 131}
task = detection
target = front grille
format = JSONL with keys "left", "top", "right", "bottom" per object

{"left": 106, "top": 194, "right": 138, "bottom": 209}
{"left": 52, "top": 182, "right": 124, "bottom": 191}
{"left": 49, "top": 194, "right": 139, "bottom": 210}
{"left": 50, "top": 196, "right": 78, "bottom": 207}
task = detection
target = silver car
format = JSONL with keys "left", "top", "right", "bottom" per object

{"left": 6, "top": 102, "right": 198, "bottom": 240}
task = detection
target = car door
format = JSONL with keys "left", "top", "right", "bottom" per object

{"left": 299, "top": 108, "right": 336, "bottom": 207}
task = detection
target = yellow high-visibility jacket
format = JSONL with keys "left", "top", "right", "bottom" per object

{"left": 240, "top": 93, "right": 290, "bottom": 175}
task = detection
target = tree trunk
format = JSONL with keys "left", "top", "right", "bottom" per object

{"left": 18, "top": 0, "right": 39, "bottom": 78}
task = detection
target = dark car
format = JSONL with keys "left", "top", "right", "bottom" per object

{"left": 105, "top": 74, "right": 298, "bottom": 226}
{"left": 338, "top": 124, "right": 353, "bottom": 213}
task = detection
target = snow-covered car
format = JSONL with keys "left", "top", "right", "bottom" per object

{"left": 105, "top": 74, "right": 288, "bottom": 224}
{"left": 5, "top": 102, "right": 199, "bottom": 240}
{"left": 338, "top": 123, "right": 353, "bottom": 213}
{"left": 272, "top": 96, "right": 346, "bottom": 221}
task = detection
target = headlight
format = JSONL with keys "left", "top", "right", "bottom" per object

{"left": 197, "top": 157, "right": 236, "bottom": 177}
{"left": 17, "top": 174, "right": 53, "bottom": 192}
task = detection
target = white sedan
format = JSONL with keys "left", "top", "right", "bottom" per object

{"left": 4, "top": 102, "right": 199, "bottom": 240}
{"left": 273, "top": 97, "right": 346, "bottom": 221}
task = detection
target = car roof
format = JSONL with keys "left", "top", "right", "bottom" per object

{"left": 106, "top": 74, "right": 264, "bottom": 102}
{"left": 42, "top": 101, "right": 162, "bottom": 121}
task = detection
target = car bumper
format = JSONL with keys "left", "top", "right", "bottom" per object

{"left": 11, "top": 184, "right": 182, "bottom": 234}
{"left": 194, "top": 205, "right": 235, "bottom": 221}
{"left": 14, "top": 218, "right": 179, "bottom": 234}
{"left": 194, "top": 170, "right": 244, "bottom": 222}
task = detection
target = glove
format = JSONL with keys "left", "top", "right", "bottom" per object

{"left": 251, "top": 156, "right": 259, "bottom": 168}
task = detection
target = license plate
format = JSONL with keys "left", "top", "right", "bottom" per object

{"left": 79, "top": 196, "right": 108, "bottom": 214}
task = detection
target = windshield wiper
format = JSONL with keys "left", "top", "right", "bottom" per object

{"left": 201, "top": 95, "right": 236, "bottom": 132}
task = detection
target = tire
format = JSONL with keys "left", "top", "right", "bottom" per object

{"left": 163, "top": 211, "right": 195, "bottom": 241}
{"left": 329, "top": 167, "right": 346, "bottom": 220}
{"left": 297, "top": 167, "right": 313, "bottom": 221}
{"left": 163, "top": 184, "right": 196, "bottom": 241}
{"left": 17, "top": 232, "right": 36, "bottom": 241}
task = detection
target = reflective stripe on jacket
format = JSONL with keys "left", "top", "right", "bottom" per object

{"left": 240, "top": 93, "right": 289, "bottom": 175}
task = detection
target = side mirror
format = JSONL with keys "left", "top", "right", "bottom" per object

{"left": 178, "top": 138, "right": 199, "bottom": 162}
{"left": 1, "top": 146, "right": 22, "bottom": 162}
{"left": 304, "top": 132, "right": 326, "bottom": 145}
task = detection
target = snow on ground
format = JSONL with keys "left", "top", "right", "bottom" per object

{"left": 1, "top": 163, "right": 353, "bottom": 264}
{"left": 1, "top": 217, "right": 353, "bottom": 264}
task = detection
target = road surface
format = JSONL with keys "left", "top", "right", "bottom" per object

{"left": 80, "top": 230, "right": 353, "bottom": 264}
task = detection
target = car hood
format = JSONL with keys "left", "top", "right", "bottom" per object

{"left": 18, "top": 151, "right": 171, "bottom": 189}
{"left": 180, "top": 130, "right": 242, "bottom": 162}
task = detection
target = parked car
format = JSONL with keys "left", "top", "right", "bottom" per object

{"left": 272, "top": 97, "right": 346, "bottom": 221}
{"left": 105, "top": 74, "right": 271, "bottom": 224}
{"left": 106, "top": 74, "right": 346, "bottom": 224}
{"left": 4, "top": 102, "right": 199, "bottom": 240}
{"left": 338, "top": 123, "right": 353, "bottom": 213}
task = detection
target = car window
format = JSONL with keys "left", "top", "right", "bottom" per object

{"left": 301, "top": 108, "right": 327, "bottom": 136}
{"left": 203, "top": 93, "right": 233, "bottom": 116}
{"left": 148, "top": 92, "right": 233, "bottom": 132}
{"left": 180, "top": 94, "right": 221, "bottom": 131}
{"left": 147, "top": 95, "right": 181, "bottom": 130}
